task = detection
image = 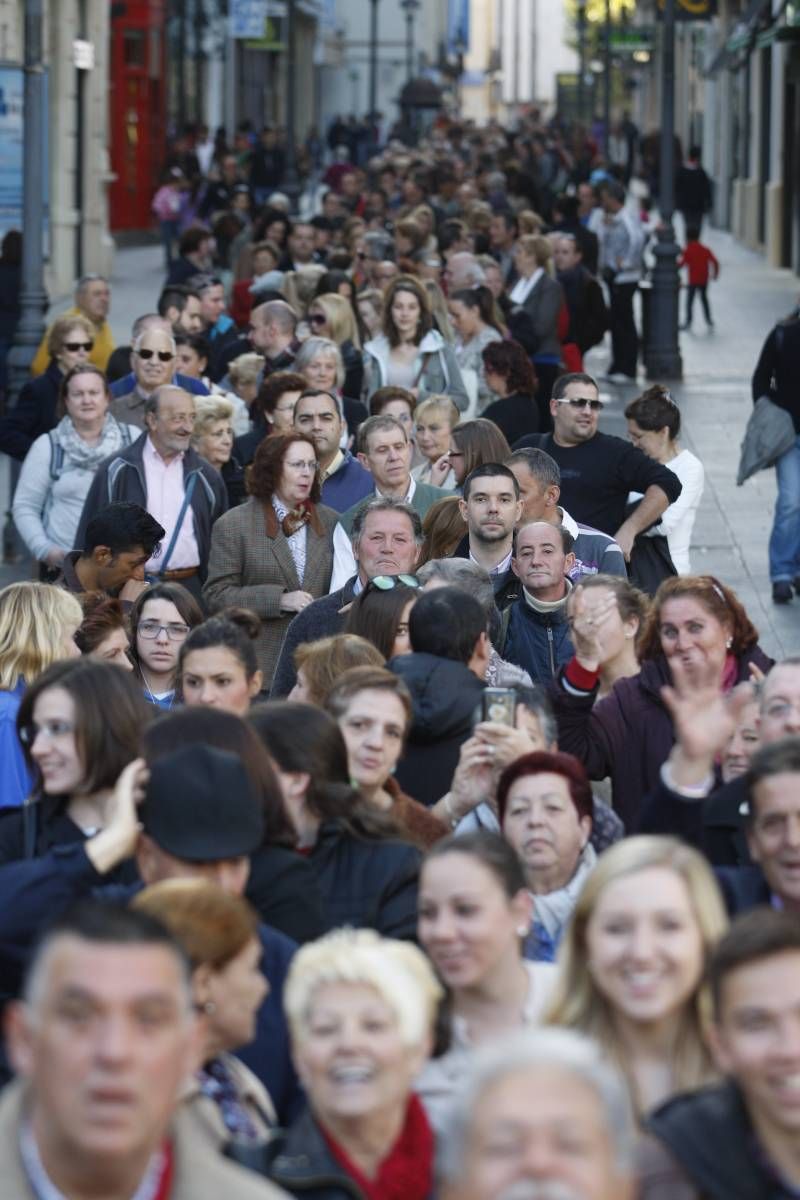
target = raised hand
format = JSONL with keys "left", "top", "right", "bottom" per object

{"left": 661, "top": 655, "right": 757, "bottom": 767}
{"left": 85, "top": 757, "right": 149, "bottom": 875}
{"left": 429, "top": 453, "right": 453, "bottom": 489}
{"left": 568, "top": 585, "right": 620, "bottom": 672}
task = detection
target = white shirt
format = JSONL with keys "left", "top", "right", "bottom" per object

{"left": 329, "top": 478, "right": 417, "bottom": 592}
{"left": 509, "top": 267, "right": 544, "bottom": 307}
{"left": 629, "top": 448, "right": 705, "bottom": 575}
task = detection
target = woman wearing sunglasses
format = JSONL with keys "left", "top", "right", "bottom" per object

{"left": 306, "top": 292, "right": 363, "bottom": 401}
{"left": 0, "top": 313, "right": 96, "bottom": 463}
{"left": 12, "top": 365, "right": 139, "bottom": 576}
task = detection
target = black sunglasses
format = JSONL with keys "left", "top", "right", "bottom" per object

{"left": 64, "top": 340, "right": 94, "bottom": 352}
{"left": 137, "top": 349, "right": 175, "bottom": 362}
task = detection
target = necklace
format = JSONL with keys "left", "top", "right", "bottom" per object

{"left": 140, "top": 667, "right": 175, "bottom": 710}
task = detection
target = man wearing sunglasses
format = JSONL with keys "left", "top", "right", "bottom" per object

{"left": 30, "top": 274, "right": 114, "bottom": 377}
{"left": 109, "top": 317, "right": 210, "bottom": 425}
{"left": 513, "top": 372, "right": 682, "bottom": 560}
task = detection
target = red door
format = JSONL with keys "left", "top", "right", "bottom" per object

{"left": 109, "top": 0, "right": 167, "bottom": 231}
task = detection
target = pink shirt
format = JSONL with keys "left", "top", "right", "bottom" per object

{"left": 143, "top": 437, "right": 200, "bottom": 570}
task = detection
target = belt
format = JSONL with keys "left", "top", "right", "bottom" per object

{"left": 159, "top": 566, "right": 199, "bottom": 581}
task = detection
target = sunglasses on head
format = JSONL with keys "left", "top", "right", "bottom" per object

{"left": 65, "top": 340, "right": 93, "bottom": 352}
{"left": 366, "top": 574, "right": 421, "bottom": 593}
{"left": 137, "top": 349, "right": 175, "bottom": 362}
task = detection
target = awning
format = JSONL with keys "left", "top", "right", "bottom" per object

{"left": 704, "top": 0, "right": 782, "bottom": 74}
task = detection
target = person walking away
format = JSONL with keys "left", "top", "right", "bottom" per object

{"left": 676, "top": 144, "right": 713, "bottom": 233}
{"left": 678, "top": 225, "right": 719, "bottom": 330}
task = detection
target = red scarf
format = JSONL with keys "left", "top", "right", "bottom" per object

{"left": 322, "top": 1095, "right": 433, "bottom": 1200}
{"left": 152, "top": 1142, "right": 174, "bottom": 1200}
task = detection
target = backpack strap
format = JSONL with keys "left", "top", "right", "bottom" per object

{"left": 48, "top": 432, "right": 64, "bottom": 482}
{"left": 498, "top": 604, "right": 513, "bottom": 655}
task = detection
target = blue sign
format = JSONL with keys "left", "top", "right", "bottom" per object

{"left": 447, "top": 0, "right": 470, "bottom": 54}
{"left": 230, "top": 0, "right": 269, "bottom": 38}
{"left": 0, "top": 65, "right": 23, "bottom": 234}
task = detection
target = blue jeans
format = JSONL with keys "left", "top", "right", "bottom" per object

{"left": 770, "top": 433, "right": 800, "bottom": 582}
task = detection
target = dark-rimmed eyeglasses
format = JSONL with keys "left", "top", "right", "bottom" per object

{"left": 557, "top": 397, "right": 604, "bottom": 412}
{"left": 64, "top": 341, "right": 94, "bottom": 352}
{"left": 138, "top": 620, "right": 190, "bottom": 640}
{"left": 365, "top": 574, "right": 421, "bottom": 593}
{"left": 137, "top": 349, "right": 175, "bottom": 362}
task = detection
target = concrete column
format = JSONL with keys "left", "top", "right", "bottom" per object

{"left": 766, "top": 31, "right": 786, "bottom": 265}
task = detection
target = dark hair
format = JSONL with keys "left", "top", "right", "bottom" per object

{"left": 423, "top": 830, "right": 527, "bottom": 898}
{"left": 254, "top": 371, "right": 308, "bottom": 419}
{"left": 17, "top": 659, "right": 150, "bottom": 797}
{"left": 462, "top": 462, "right": 521, "bottom": 502}
{"left": 744, "top": 738, "right": 800, "bottom": 821}
{"left": 24, "top": 901, "right": 192, "bottom": 1003}
{"left": 505, "top": 447, "right": 561, "bottom": 490}
{"left": 179, "top": 608, "right": 261, "bottom": 682}
{"left": 709, "top": 907, "right": 800, "bottom": 1017}
{"left": 686, "top": 225, "right": 701, "bottom": 243}
{"left": 1, "top": 229, "right": 22, "bottom": 266}
{"left": 105, "top": 346, "right": 133, "bottom": 384}
{"left": 511, "top": 683, "right": 558, "bottom": 746}
{"left": 344, "top": 585, "right": 419, "bottom": 660}
{"left": 409, "top": 586, "right": 485, "bottom": 663}
{"left": 624, "top": 385, "right": 681, "bottom": 440}
{"left": 173, "top": 332, "right": 210, "bottom": 363}
{"left": 178, "top": 224, "right": 212, "bottom": 256}
{"left": 248, "top": 432, "right": 321, "bottom": 504}
{"left": 638, "top": 575, "right": 759, "bottom": 661}
{"left": 143, "top": 707, "right": 294, "bottom": 847}
{"left": 128, "top": 584, "right": 204, "bottom": 675}
{"left": 58, "top": 363, "right": 109, "bottom": 419}
{"left": 314, "top": 270, "right": 354, "bottom": 301}
{"left": 326, "top": 665, "right": 413, "bottom": 735}
{"left": 249, "top": 702, "right": 403, "bottom": 840}
{"left": 451, "top": 419, "right": 512, "bottom": 479}
{"left": 74, "top": 594, "right": 128, "bottom": 656}
{"left": 370, "top": 385, "right": 417, "bottom": 418}
{"left": 158, "top": 285, "right": 200, "bottom": 318}
{"left": 482, "top": 339, "right": 537, "bottom": 397}
{"left": 551, "top": 372, "right": 599, "bottom": 402}
{"left": 83, "top": 502, "right": 165, "bottom": 559}
{"left": 450, "top": 286, "right": 502, "bottom": 333}
{"left": 382, "top": 275, "right": 433, "bottom": 348}
{"left": 496, "top": 751, "right": 593, "bottom": 825}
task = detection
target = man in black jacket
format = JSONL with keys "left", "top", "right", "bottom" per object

{"left": 554, "top": 234, "right": 608, "bottom": 358}
{"left": 514, "top": 372, "right": 682, "bottom": 557}
{"left": 641, "top": 908, "right": 800, "bottom": 1198}
{"left": 390, "top": 587, "right": 488, "bottom": 807}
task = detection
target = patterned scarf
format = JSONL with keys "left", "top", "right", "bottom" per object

{"left": 279, "top": 498, "right": 314, "bottom": 538}
{"left": 55, "top": 412, "right": 130, "bottom": 472}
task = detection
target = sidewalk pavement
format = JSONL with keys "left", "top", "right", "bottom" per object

{"left": 2, "top": 232, "right": 799, "bottom": 660}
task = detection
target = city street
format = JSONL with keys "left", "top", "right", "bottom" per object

{"left": 2, "top": 224, "right": 799, "bottom": 659}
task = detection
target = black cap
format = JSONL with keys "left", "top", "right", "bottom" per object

{"left": 141, "top": 745, "right": 264, "bottom": 862}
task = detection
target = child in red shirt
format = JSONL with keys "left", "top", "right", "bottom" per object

{"left": 678, "top": 225, "right": 720, "bottom": 329}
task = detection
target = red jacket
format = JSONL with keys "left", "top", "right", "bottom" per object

{"left": 678, "top": 241, "right": 720, "bottom": 286}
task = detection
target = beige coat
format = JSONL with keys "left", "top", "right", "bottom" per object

{"left": 0, "top": 1079, "right": 290, "bottom": 1200}
{"left": 181, "top": 1052, "right": 276, "bottom": 1154}
{"left": 203, "top": 495, "right": 337, "bottom": 687}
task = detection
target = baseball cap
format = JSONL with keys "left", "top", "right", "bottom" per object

{"left": 141, "top": 745, "right": 264, "bottom": 862}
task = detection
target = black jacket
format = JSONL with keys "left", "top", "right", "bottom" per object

{"left": 638, "top": 773, "right": 752, "bottom": 867}
{"left": 245, "top": 845, "right": 328, "bottom": 945}
{"left": 307, "top": 819, "right": 420, "bottom": 941}
{"left": 75, "top": 431, "right": 228, "bottom": 581}
{"left": 0, "top": 361, "right": 62, "bottom": 461}
{"left": 452, "top": 534, "right": 518, "bottom": 611}
{"left": 752, "top": 316, "right": 800, "bottom": 433}
{"left": 270, "top": 1107, "right": 366, "bottom": 1199}
{"left": 480, "top": 392, "right": 539, "bottom": 446}
{"left": 270, "top": 577, "right": 358, "bottom": 697}
{"left": 390, "top": 653, "right": 486, "bottom": 807}
{"left": 646, "top": 1081, "right": 784, "bottom": 1199}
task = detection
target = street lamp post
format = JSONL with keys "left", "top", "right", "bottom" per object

{"left": 577, "top": 0, "right": 587, "bottom": 123}
{"left": 603, "top": 0, "right": 612, "bottom": 156}
{"left": 283, "top": 0, "right": 300, "bottom": 209}
{"left": 401, "top": 0, "right": 420, "bottom": 82}
{"left": 644, "top": 0, "right": 683, "bottom": 379}
{"left": 368, "top": 0, "right": 379, "bottom": 126}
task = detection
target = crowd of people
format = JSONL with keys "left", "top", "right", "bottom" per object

{"left": 0, "top": 110, "right": 798, "bottom": 1200}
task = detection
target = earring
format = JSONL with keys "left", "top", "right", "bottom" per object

{"left": 517, "top": 925, "right": 529, "bottom": 937}
{"left": 726, "top": 637, "right": 733, "bottom": 649}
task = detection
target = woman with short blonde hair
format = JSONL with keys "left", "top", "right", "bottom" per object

{"left": 308, "top": 292, "right": 361, "bottom": 350}
{"left": 290, "top": 633, "right": 384, "bottom": 707}
{"left": 191, "top": 393, "right": 244, "bottom": 506}
{"left": 546, "top": 834, "right": 728, "bottom": 1119}
{"left": 272, "top": 928, "right": 442, "bottom": 1199}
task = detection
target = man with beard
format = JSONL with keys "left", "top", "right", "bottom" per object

{"left": 439, "top": 1028, "right": 636, "bottom": 1200}
{"left": 454, "top": 464, "right": 523, "bottom": 610}
{"left": 498, "top": 521, "right": 575, "bottom": 684}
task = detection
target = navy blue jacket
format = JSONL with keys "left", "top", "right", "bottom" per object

{"left": 270, "top": 577, "right": 358, "bottom": 698}
{"left": 500, "top": 593, "right": 574, "bottom": 684}
{"left": 110, "top": 371, "right": 209, "bottom": 399}
{"left": 0, "top": 361, "right": 63, "bottom": 461}
{"left": 320, "top": 452, "right": 374, "bottom": 514}
{"left": 0, "top": 841, "right": 303, "bottom": 1122}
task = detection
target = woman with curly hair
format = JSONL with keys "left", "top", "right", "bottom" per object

{"left": 203, "top": 432, "right": 337, "bottom": 687}
{"left": 550, "top": 574, "right": 773, "bottom": 828}
{"left": 481, "top": 338, "right": 541, "bottom": 444}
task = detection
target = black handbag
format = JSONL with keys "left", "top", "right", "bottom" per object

{"left": 627, "top": 533, "right": 677, "bottom": 596}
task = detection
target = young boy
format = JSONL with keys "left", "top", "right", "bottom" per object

{"left": 678, "top": 225, "right": 720, "bottom": 329}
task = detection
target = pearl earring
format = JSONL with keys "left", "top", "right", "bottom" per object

{"left": 726, "top": 637, "right": 733, "bottom": 649}
{"left": 517, "top": 925, "right": 529, "bottom": 937}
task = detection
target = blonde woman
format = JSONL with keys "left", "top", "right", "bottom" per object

{"left": 306, "top": 292, "right": 363, "bottom": 399}
{"left": 545, "top": 835, "right": 728, "bottom": 1119}
{"left": 224, "top": 352, "right": 262, "bottom": 435}
{"left": 191, "top": 394, "right": 245, "bottom": 506}
{"left": 0, "top": 582, "right": 83, "bottom": 809}
{"left": 271, "top": 928, "right": 442, "bottom": 1199}
{"left": 412, "top": 395, "right": 459, "bottom": 488}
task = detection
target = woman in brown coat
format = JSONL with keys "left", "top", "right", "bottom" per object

{"left": 203, "top": 432, "right": 337, "bottom": 689}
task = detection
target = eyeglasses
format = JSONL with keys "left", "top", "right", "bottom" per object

{"left": 19, "top": 719, "right": 75, "bottom": 745}
{"left": 138, "top": 620, "right": 190, "bottom": 640}
{"left": 308, "top": 313, "right": 327, "bottom": 326}
{"left": 557, "top": 397, "right": 604, "bottom": 412}
{"left": 64, "top": 340, "right": 94, "bottom": 352}
{"left": 285, "top": 459, "right": 318, "bottom": 471}
{"left": 137, "top": 349, "right": 175, "bottom": 362}
{"left": 366, "top": 574, "right": 421, "bottom": 592}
